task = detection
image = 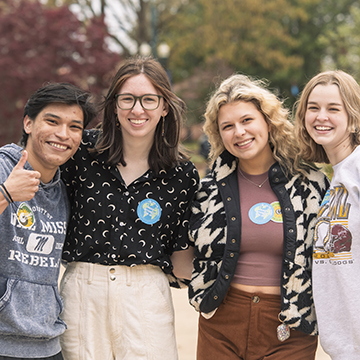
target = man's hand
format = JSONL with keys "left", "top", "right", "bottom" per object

{"left": 3, "top": 150, "right": 41, "bottom": 202}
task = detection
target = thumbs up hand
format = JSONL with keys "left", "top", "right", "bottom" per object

{"left": 3, "top": 150, "right": 41, "bottom": 202}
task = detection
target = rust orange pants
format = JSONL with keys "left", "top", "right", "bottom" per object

{"left": 197, "top": 286, "right": 318, "bottom": 360}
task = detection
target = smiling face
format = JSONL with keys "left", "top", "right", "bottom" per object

{"left": 24, "top": 103, "right": 84, "bottom": 181}
{"left": 305, "top": 84, "right": 352, "bottom": 164}
{"left": 218, "top": 100, "right": 275, "bottom": 173}
{"left": 115, "top": 74, "right": 168, "bottom": 145}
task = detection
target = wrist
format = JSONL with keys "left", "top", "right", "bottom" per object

{"left": 0, "top": 183, "right": 14, "bottom": 204}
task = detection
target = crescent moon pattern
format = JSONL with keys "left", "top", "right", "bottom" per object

{"left": 61, "top": 130, "right": 198, "bottom": 273}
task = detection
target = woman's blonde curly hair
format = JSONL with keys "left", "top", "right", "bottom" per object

{"left": 204, "top": 74, "right": 304, "bottom": 176}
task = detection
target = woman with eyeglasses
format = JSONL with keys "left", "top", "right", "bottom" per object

{"left": 59, "top": 56, "right": 199, "bottom": 360}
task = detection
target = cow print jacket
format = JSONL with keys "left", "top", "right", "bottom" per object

{"left": 188, "top": 150, "right": 329, "bottom": 335}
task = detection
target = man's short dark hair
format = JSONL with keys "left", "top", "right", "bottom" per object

{"left": 20, "top": 82, "right": 97, "bottom": 146}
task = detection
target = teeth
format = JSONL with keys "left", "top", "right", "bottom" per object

{"left": 130, "top": 119, "right": 147, "bottom": 124}
{"left": 50, "top": 142, "right": 67, "bottom": 150}
{"left": 237, "top": 139, "right": 252, "bottom": 146}
{"left": 315, "top": 126, "right": 331, "bottom": 131}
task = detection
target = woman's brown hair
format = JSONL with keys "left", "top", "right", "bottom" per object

{"left": 94, "top": 56, "right": 187, "bottom": 173}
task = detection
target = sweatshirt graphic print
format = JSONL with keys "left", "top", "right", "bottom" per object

{"left": 314, "top": 185, "right": 353, "bottom": 265}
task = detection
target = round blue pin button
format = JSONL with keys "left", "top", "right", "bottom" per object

{"left": 137, "top": 199, "right": 162, "bottom": 225}
{"left": 248, "top": 202, "right": 274, "bottom": 225}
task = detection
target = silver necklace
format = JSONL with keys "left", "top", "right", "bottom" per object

{"left": 238, "top": 167, "right": 269, "bottom": 188}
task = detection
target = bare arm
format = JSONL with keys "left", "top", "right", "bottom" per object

{"left": 0, "top": 150, "right": 41, "bottom": 215}
{"left": 170, "top": 246, "right": 195, "bottom": 280}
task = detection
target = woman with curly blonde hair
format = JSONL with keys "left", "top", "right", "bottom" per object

{"left": 204, "top": 75, "right": 300, "bottom": 175}
{"left": 188, "top": 74, "right": 329, "bottom": 359}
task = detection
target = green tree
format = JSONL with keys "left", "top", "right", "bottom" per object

{"left": 160, "top": 0, "right": 309, "bottom": 123}
{"left": 317, "top": 1, "right": 360, "bottom": 78}
{"left": 159, "top": 0, "right": 358, "bottom": 123}
{"left": 290, "top": 0, "right": 357, "bottom": 86}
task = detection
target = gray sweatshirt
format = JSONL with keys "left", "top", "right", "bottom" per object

{"left": 0, "top": 144, "right": 69, "bottom": 357}
{"left": 313, "top": 145, "right": 360, "bottom": 359}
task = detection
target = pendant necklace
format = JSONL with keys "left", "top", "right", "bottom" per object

{"left": 238, "top": 167, "right": 269, "bottom": 188}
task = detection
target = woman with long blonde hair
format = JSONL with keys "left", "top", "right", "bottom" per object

{"left": 295, "top": 70, "right": 360, "bottom": 359}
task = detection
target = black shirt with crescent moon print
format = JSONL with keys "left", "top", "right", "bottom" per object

{"left": 61, "top": 130, "right": 199, "bottom": 273}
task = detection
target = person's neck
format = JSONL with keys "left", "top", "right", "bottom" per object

{"left": 325, "top": 143, "right": 355, "bottom": 166}
{"left": 122, "top": 136, "right": 153, "bottom": 164}
{"left": 25, "top": 151, "right": 56, "bottom": 184}
{"left": 238, "top": 154, "right": 276, "bottom": 175}
{"left": 118, "top": 137, "right": 153, "bottom": 186}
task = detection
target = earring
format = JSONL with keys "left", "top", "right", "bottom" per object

{"left": 162, "top": 116, "right": 165, "bottom": 136}
{"left": 116, "top": 115, "right": 120, "bottom": 129}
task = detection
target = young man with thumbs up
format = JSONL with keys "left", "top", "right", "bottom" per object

{"left": 0, "top": 83, "right": 97, "bottom": 360}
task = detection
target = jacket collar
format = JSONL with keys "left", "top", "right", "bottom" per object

{"left": 210, "top": 150, "right": 238, "bottom": 182}
{"left": 210, "top": 150, "right": 289, "bottom": 185}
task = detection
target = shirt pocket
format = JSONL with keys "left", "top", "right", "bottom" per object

{"left": 0, "top": 278, "right": 65, "bottom": 339}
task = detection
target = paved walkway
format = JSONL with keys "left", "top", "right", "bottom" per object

{"left": 171, "top": 288, "right": 331, "bottom": 360}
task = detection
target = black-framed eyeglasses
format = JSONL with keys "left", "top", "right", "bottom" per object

{"left": 115, "top": 94, "right": 164, "bottom": 110}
